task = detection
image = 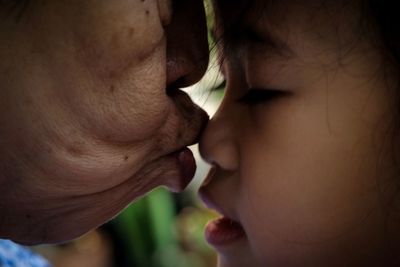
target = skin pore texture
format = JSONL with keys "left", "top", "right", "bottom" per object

{"left": 0, "top": 0, "right": 209, "bottom": 244}
{"left": 199, "top": 0, "right": 400, "bottom": 266}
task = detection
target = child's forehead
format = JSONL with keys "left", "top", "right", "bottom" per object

{"left": 212, "top": 0, "right": 376, "bottom": 77}
{"left": 213, "top": 0, "right": 361, "bottom": 29}
{"left": 213, "top": 0, "right": 366, "bottom": 53}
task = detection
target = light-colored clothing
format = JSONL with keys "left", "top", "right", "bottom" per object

{"left": 0, "top": 240, "right": 51, "bottom": 267}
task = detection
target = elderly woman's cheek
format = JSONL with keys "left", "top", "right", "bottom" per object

{"left": 53, "top": 1, "right": 171, "bottom": 143}
{"left": 62, "top": 55, "right": 171, "bottom": 143}
{"left": 73, "top": 3, "right": 166, "bottom": 79}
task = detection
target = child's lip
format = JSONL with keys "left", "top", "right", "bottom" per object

{"left": 205, "top": 216, "right": 245, "bottom": 246}
{"left": 199, "top": 169, "right": 246, "bottom": 246}
{"left": 199, "top": 188, "right": 245, "bottom": 246}
{"left": 198, "top": 186, "right": 239, "bottom": 223}
{"left": 198, "top": 166, "right": 237, "bottom": 220}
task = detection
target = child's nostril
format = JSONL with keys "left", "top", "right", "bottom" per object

{"left": 202, "top": 166, "right": 217, "bottom": 187}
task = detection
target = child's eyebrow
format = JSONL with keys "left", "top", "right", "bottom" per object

{"left": 212, "top": 24, "right": 295, "bottom": 59}
{"left": 242, "top": 24, "right": 295, "bottom": 57}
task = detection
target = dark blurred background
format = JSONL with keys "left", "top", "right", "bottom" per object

{"left": 33, "top": 187, "right": 219, "bottom": 267}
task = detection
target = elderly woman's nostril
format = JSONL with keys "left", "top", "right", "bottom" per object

{"left": 165, "top": 0, "right": 209, "bottom": 88}
{"left": 165, "top": 56, "right": 207, "bottom": 89}
{"left": 157, "top": 0, "right": 173, "bottom": 27}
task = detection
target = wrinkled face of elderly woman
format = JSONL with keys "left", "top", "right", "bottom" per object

{"left": 0, "top": 0, "right": 209, "bottom": 244}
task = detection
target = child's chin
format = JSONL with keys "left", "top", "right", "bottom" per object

{"left": 214, "top": 240, "right": 263, "bottom": 267}
{"left": 217, "top": 254, "right": 263, "bottom": 267}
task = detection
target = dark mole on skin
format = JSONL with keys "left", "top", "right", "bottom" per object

{"left": 146, "top": 10, "right": 150, "bottom": 15}
{"left": 124, "top": 155, "right": 129, "bottom": 161}
{"left": 110, "top": 85, "right": 115, "bottom": 93}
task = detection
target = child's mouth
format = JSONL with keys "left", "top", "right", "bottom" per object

{"left": 199, "top": 185, "right": 246, "bottom": 247}
{"left": 205, "top": 216, "right": 245, "bottom": 246}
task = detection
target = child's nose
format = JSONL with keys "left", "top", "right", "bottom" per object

{"left": 199, "top": 112, "right": 239, "bottom": 171}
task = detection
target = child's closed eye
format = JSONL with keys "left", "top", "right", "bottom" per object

{"left": 210, "top": 78, "right": 227, "bottom": 98}
{"left": 238, "top": 88, "right": 282, "bottom": 105}
{"left": 211, "top": 79, "right": 284, "bottom": 105}
{"left": 212, "top": 79, "right": 226, "bottom": 92}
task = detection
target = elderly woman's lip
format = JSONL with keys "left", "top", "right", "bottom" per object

{"left": 167, "top": 87, "right": 196, "bottom": 113}
{"left": 168, "top": 88, "right": 209, "bottom": 146}
{"left": 167, "top": 147, "right": 196, "bottom": 192}
{"left": 177, "top": 147, "right": 196, "bottom": 186}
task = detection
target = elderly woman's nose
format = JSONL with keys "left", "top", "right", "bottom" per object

{"left": 165, "top": 0, "right": 209, "bottom": 88}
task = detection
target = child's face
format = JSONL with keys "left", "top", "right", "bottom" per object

{"left": 199, "top": 0, "right": 400, "bottom": 266}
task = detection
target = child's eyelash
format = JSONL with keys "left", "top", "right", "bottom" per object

{"left": 240, "top": 28, "right": 266, "bottom": 45}
{"left": 239, "top": 88, "right": 282, "bottom": 105}
{"left": 212, "top": 79, "right": 226, "bottom": 92}
{"left": 211, "top": 80, "right": 281, "bottom": 105}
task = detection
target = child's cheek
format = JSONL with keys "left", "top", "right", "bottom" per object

{"left": 238, "top": 103, "right": 386, "bottom": 265}
{"left": 240, "top": 150, "right": 382, "bottom": 265}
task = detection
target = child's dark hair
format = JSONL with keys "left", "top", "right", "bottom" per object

{"left": 369, "top": 1, "right": 400, "bottom": 69}
{"left": 367, "top": 0, "right": 400, "bottom": 222}
{"left": 0, "top": 0, "right": 31, "bottom": 21}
